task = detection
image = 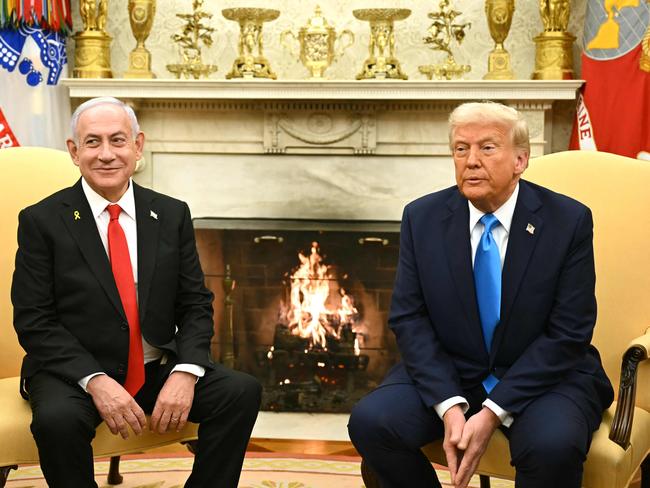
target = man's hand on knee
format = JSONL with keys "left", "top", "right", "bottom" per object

{"left": 442, "top": 405, "right": 466, "bottom": 485}
{"left": 454, "top": 407, "right": 500, "bottom": 488}
{"left": 150, "top": 371, "right": 196, "bottom": 434}
{"left": 86, "top": 374, "right": 147, "bottom": 439}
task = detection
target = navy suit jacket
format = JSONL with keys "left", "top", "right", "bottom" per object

{"left": 389, "top": 179, "right": 613, "bottom": 419}
{"left": 12, "top": 179, "right": 215, "bottom": 396}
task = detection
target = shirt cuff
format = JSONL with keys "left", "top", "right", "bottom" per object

{"left": 171, "top": 363, "right": 205, "bottom": 381}
{"left": 433, "top": 396, "right": 469, "bottom": 420}
{"left": 483, "top": 399, "right": 514, "bottom": 427}
{"left": 78, "top": 372, "right": 105, "bottom": 392}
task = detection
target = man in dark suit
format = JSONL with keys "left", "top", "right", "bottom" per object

{"left": 12, "top": 96, "right": 261, "bottom": 488}
{"left": 348, "top": 102, "right": 613, "bottom": 488}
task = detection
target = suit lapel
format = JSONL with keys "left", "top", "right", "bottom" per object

{"left": 491, "top": 181, "right": 543, "bottom": 358}
{"left": 60, "top": 180, "right": 126, "bottom": 320}
{"left": 442, "top": 191, "right": 487, "bottom": 356}
{"left": 134, "top": 183, "right": 159, "bottom": 324}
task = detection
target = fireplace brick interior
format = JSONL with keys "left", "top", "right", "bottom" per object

{"left": 195, "top": 220, "right": 400, "bottom": 412}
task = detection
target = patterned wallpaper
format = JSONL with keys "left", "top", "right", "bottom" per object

{"left": 69, "top": 0, "right": 588, "bottom": 151}
{"left": 69, "top": 0, "right": 588, "bottom": 81}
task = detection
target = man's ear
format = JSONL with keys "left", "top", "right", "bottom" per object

{"left": 514, "top": 150, "right": 529, "bottom": 175}
{"left": 66, "top": 139, "right": 80, "bottom": 167}
{"left": 134, "top": 132, "right": 145, "bottom": 160}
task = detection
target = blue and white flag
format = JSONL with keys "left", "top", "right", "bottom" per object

{"left": 0, "top": 23, "right": 70, "bottom": 149}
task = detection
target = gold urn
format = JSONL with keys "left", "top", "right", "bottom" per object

{"left": 281, "top": 5, "right": 354, "bottom": 79}
{"left": 124, "top": 0, "right": 156, "bottom": 78}
{"left": 483, "top": 0, "right": 515, "bottom": 80}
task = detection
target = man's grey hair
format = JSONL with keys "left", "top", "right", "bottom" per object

{"left": 70, "top": 97, "right": 140, "bottom": 144}
{"left": 448, "top": 101, "right": 530, "bottom": 155}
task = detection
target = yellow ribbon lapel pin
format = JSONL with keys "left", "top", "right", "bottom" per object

{"left": 73, "top": 210, "right": 81, "bottom": 221}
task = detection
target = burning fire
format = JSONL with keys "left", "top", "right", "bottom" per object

{"left": 283, "top": 241, "right": 362, "bottom": 351}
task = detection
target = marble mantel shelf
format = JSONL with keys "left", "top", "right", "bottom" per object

{"left": 62, "top": 78, "right": 583, "bottom": 102}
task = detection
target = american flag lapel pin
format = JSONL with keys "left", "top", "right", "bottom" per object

{"left": 526, "top": 223, "right": 535, "bottom": 235}
{"left": 150, "top": 210, "right": 158, "bottom": 220}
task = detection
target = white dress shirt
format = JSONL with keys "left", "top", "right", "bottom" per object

{"left": 78, "top": 178, "right": 205, "bottom": 391}
{"left": 433, "top": 183, "right": 520, "bottom": 427}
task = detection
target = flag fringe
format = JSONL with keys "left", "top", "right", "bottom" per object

{"left": 1, "top": 0, "right": 72, "bottom": 35}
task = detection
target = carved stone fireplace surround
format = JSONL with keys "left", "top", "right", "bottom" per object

{"left": 64, "top": 78, "right": 582, "bottom": 441}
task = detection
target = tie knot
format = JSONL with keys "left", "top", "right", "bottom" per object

{"left": 107, "top": 204, "right": 122, "bottom": 221}
{"left": 480, "top": 213, "right": 499, "bottom": 233}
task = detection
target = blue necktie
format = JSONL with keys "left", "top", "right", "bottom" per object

{"left": 474, "top": 213, "right": 501, "bottom": 393}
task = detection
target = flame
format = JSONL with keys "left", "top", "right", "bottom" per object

{"left": 284, "top": 241, "right": 359, "bottom": 349}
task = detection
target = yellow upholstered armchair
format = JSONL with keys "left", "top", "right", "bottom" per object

{"left": 0, "top": 147, "right": 199, "bottom": 486}
{"left": 361, "top": 150, "right": 650, "bottom": 488}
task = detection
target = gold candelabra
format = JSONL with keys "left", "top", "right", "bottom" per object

{"left": 353, "top": 8, "right": 411, "bottom": 80}
{"left": 73, "top": 0, "right": 113, "bottom": 78}
{"left": 532, "top": 0, "right": 575, "bottom": 79}
{"left": 166, "top": 0, "right": 218, "bottom": 79}
{"left": 419, "top": 0, "right": 471, "bottom": 80}
{"left": 483, "top": 0, "right": 515, "bottom": 80}
{"left": 281, "top": 5, "right": 354, "bottom": 79}
{"left": 223, "top": 7, "right": 280, "bottom": 79}
{"left": 124, "top": 0, "right": 156, "bottom": 78}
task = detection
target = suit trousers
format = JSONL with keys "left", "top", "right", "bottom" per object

{"left": 27, "top": 360, "right": 262, "bottom": 488}
{"left": 348, "top": 364, "right": 599, "bottom": 488}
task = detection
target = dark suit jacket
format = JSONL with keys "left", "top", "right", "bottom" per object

{"left": 12, "top": 179, "right": 214, "bottom": 396}
{"left": 389, "top": 179, "right": 613, "bottom": 420}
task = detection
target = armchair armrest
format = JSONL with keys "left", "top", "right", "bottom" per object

{"left": 609, "top": 328, "right": 650, "bottom": 449}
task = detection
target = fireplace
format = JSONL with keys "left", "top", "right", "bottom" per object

{"left": 194, "top": 218, "right": 400, "bottom": 413}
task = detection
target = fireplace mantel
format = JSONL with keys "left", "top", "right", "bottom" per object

{"left": 61, "top": 78, "right": 581, "bottom": 222}
{"left": 63, "top": 79, "right": 582, "bottom": 102}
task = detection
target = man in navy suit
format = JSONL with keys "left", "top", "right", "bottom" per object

{"left": 348, "top": 102, "right": 613, "bottom": 488}
{"left": 12, "top": 97, "right": 261, "bottom": 487}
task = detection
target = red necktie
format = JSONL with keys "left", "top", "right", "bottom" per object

{"left": 107, "top": 204, "right": 145, "bottom": 396}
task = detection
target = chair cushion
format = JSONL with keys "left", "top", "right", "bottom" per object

{"left": 0, "top": 376, "right": 199, "bottom": 466}
{"left": 421, "top": 403, "right": 650, "bottom": 488}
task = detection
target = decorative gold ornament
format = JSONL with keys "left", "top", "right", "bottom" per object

{"left": 281, "top": 5, "right": 354, "bottom": 79}
{"left": 124, "top": 0, "right": 156, "bottom": 78}
{"left": 418, "top": 0, "right": 471, "bottom": 80}
{"left": 167, "top": 0, "right": 217, "bottom": 79}
{"left": 73, "top": 0, "right": 112, "bottom": 78}
{"left": 353, "top": 8, "right": 411, "bottom": 80}
{"left": 223, "top": 8, "right": 280, "bottom": 79}
{"left": 483, "top": 0, "right": 515, "bottom": 80}
{"left": 532, "top": 0, "right": 575, "bottom": 79}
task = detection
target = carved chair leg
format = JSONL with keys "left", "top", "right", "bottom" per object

{"left": 107, "top": 456, "right": 123, "bottom": 485}
{"left": 479, "top": 474, "right": 491, "bottom": 488}
{"left": 0, "top": 465, "right": 17, "bottom": 488}
{"left": 641, "top": 453, "right": 649, "bottom": 488}
{"left": 360, "top": 458, "right": 381, "bottom": 488}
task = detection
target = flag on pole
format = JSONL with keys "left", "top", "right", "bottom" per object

{"left": 570, "top": 1, "right": 650, "bottom": 160}
{"left": 0, "top": 0, "right": 72, "bottom": 150}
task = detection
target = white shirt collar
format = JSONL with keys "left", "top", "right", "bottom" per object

{"left": 81, "top": 177, "right": 137, "bottom": 221}
{"left": 468, "top": 182, "right": 519, "bottom": 234}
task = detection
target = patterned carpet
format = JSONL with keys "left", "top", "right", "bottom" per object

{"left": 5, "top": 452, "right": 514, "bottom": 487}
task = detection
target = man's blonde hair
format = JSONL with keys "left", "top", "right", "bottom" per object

{"left": 448, "top": 102, "right": 530, "bottom": 155}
